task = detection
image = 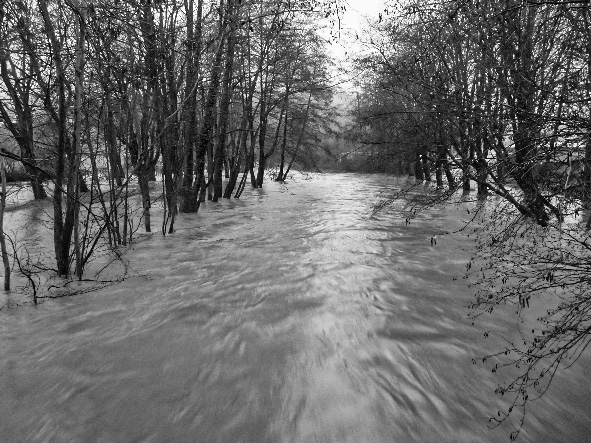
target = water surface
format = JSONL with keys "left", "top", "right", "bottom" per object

{"left": 0, "top": 173, "right": 589, "bottom": 442}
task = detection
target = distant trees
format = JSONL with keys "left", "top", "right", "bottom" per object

{"left": 0, "top": 0, "right": 335, "bottom": 282}
{"left": 356, "top": 0, "right": 591, "bottom": 438}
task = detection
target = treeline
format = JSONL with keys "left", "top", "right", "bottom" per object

{"left": 0, "top": 0, "right": 336, "bottom": 279}
{"left": 352, "top": 0, "right": 590, "bottom": 226}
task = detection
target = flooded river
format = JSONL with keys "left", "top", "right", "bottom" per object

{"left": 0, "top": 173, "right": 589, "bottom": 442}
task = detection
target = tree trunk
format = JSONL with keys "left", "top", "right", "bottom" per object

{"left": 38, "top": 0, "right": 70, "bottom": 276}
{"left": 72, "top": 0, "right": 87, "bottom": 279}
{"left": 192, "top": 2, "right": 226, "bottom": 209}
{"left": 197, "top": 160, "right": 207, "bottom": 204}
{"left": 256, "top": 97, "right": 267, "bottom": 187}
{"left": 0, "top": 157, "right": 10, "bottom": 291}
{"left": 414, "top": 152, "right": 425, "bottom": 180}
{"left": 276, "top": 79, "right": 290, "bottom": 181}
{"left": 213, "top": 0, "right": 237, "bottom": 201}
{"left": 421, "top": 151, "right": 431, "bottom": 181}
{"left": 106, "top": 103, "right": 124, "bottom": 187}
{"left": 476, "top": 158, "right": 488, "bottom": 196}
{"left": 180, "top": 0, "right": 197, "bottom": 213}
{"left": 224, "top": 119, "right": 246, "bottom": 198}
{"left": 282, "top": 88, "right": 313, "bottom": 181}
{"left": 443, "top": 154, "right": 455, "bottom": 189}
{"left": 207, "top": 136, "right": 214, "bottom": 200}
{"left": 462, "top": 161, "right": 471, "bottom": 192}
{"left": 136, "top": 1, "right": 161, "bottom": 231}
{"left": 435, "top": 148, "right": 444, "bottom": 189}
{"left": 139, "top": 168, "right": 151, "bottom": 232}
{"left": 581, "top": 9, "right": 591, "bottom": 206}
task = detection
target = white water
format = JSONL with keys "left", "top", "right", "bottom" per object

{"left": 0, "top": 173, "right": 589, "bottom": 442}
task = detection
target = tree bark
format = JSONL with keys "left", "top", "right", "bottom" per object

{"left": 0, "top": 157, "right": 10, "bottom": 291}
{"left": 190, "top": 1, "right": 227, "bottom": 210}
{"left": 73, "top": 0, "right": 87, "bottom": 279}
{"left": 38, "top": 0, "right": 71, "bottom": 276}
{"left": 414, "top": 152, "right": 425, "bottom": 180}
{"left": 213, "top": 0, "right": 237, "bottom": 201}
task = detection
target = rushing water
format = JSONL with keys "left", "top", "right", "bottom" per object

{"left": 0, "top": 173, "right": 589, "bottom": 442}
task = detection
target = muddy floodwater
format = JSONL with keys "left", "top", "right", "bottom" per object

{"left": 0, "top": 173, "right": 589, "bottom": 442}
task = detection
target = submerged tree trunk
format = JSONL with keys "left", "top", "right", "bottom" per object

{"left": 72, "top": 0, "right": 87, "bottom": 279}
{"left": 224, "top": 120, "right": 245, "bottom": 198}
{"left": 276, "top": 76, "right": 290, "bottom": 181}
{"left": 476, "top": 158, "right": 488, "bottom": 196}
{"left": 281, "top": 88, "right": 313, "bottom": 181}
{"left": 38, "top": 0, "right": 73, "bottom": 276}
{"left": 208, "top": 136, "right": 214, "bottom": 200}
{"left": 139, "top": 168, "right": 151, "bottom": 232}
{"left": 0, "top": 157, "right": 10, "bottom": 291}
{"left": 435, "top": 150, "right": 444, "bottom": 189}
{"left": 256, "top": 97, "right": 268, "bottom": 187}
{"left": 421, "top": 151, "right": 431, "bottom": 182}
{"left": 213, "top": 0, "right": 237, "bottom": 202}
{"left": 180, "top": 0, "right": 202, "bottom": 213}
{"left": 191, "top": 2, "right": 226, "bottom": 209}
{"left": 105, "top": 86, "right": 124, "bottom": 187}
{"left": 414, "top": 152, "right": 425, "bottom": 180}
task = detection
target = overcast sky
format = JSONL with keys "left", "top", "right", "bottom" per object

{"left": 343, "top": 0, "right": 386, "bottom": 34}
{"left": 324, "top": 0, "right": 386, "bottom": 93}
{"left": 329, "top": 0, "right": 385, "bottom": 58}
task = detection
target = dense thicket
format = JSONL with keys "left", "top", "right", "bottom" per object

{"left": 354, "top": 0, "right": 591, "bottom": 438}
{"left": 354, "top": 0, "right": 590, "bottom": 219}
{"left": 0, "top": 0, "right": 336, "bottom": 280}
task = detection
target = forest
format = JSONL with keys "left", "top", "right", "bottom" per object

{"left": 0, "top": 0, "right": 590, "bottom": 441}
{"left": 0, "top": 0, "right": 339, "bottom": 279}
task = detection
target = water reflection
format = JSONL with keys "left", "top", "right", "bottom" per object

{"left": 0, "top": 174, "right": 589, "bottom": 442}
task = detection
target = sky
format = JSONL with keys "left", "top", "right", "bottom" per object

{"left": 328, "top": 0, "right": 386, "bottom": 60}
{"left": 342, "top": 0, "right": 386, "bottom": 35}
{"left": 322, "top": 0, "right": 386, "bottom": 93}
